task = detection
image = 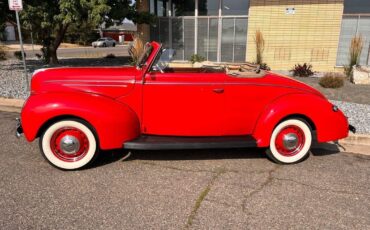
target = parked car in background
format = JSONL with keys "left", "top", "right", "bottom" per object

{"left": 92, "top": 37, "right": 116, "bottom": 48}
{"left": 17, "top": 41, "right": 353, "bottom": 170}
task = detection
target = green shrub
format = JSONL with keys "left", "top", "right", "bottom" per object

{"left": 290, "top": 63, "right": 314, "bottom": 77}
{"left": 189, "top": 54, "right": 205, "bottom": 64}
{"left": 14, "top": 51, "right": 26, "bottom": 60}
{"left": 0, "top": 45, "right": 6, "bottom": 61}
{"left": 319, "top": 73, "right": 344, "bottom": 88}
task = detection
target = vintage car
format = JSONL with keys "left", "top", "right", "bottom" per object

{"left": 16, "top": 41, "right": 354, "bottom": 170}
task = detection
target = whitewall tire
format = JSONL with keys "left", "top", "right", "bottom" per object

{"left": 40, "top": 119, "right": 99, "bottom": 170}
{"left": 267, "top": 119, "right": 312, "bottom": 164}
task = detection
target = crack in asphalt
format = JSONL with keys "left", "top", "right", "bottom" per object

{"left": 138, "top": 161, "right": 274, "bottom": 175}
{"left": 204, "top": 197, "right": 240, "bottom": 209}
{"left": 137, "top": 161, "right": 217, "bottom": 174}
{"left": 242, "top": 165, "right": 280, "bottom": 212}
{"left": 184, "top": 168, "right": 225, "bottom": 229}
{"left": 272, "top": 177, "right": 370, "bottom": 197}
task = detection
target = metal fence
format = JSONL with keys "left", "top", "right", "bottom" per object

{"left": 150, "top": 16, "right": 248, "bottom": 62}
{"left": 337, "top": 15, "right": 370, "bottom": 66}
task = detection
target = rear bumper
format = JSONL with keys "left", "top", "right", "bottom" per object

{"left": 349, "top": 124, "right": 356, "bottom": 133}
{"left": 16, "top": 118, "right": 23, "bottom": 138}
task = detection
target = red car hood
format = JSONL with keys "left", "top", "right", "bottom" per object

{"left": 31, "top": 66, "right": 140, "bottom": 98}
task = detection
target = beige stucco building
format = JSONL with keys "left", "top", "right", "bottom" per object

{"left": 140, "top": 0, "right": 370, "bottom": 71}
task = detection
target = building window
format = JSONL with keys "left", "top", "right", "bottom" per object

{"left": 222, "top": 0, "right": 249, "bottom": 15}
{"left": 172, "top": 0, "right": 195, "bottom": 16}
{"left": 344, "top": 0, "right": 370, "bottom": 14}
{"left": 198, "top": 0, "right": 220, "bottom": 16}
{"left": 150, "top": 0, "right": 169, "bottom": 17}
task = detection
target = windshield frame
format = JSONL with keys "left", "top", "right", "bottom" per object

{"left": 136, "top": 43, "right": 154, "bottom": 69}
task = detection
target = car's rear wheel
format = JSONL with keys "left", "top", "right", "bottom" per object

{"left": 103, "top": 43, "right": 107, "bottom": 47}
{"left": 40, "top": 119, "right": 99, "bottom": 170}
{"left": 266, "top": 119, "right": 312, "bottom": 164}
{"left": 113, "top": 43, "right": 116, "bottom": 47}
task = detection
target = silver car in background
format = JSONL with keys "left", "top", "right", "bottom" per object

{"left": 92, "top": 37, "right": 116, "bottom": 48}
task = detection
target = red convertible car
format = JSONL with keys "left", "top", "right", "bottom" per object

{"left": 17, "top": 42, "right": 353, "bottom": 170}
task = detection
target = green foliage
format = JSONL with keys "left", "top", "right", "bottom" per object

{"left": 259, "top": 63, "right": 271, "bottom": 71}
{"left": 290, "top": 63, "right": 314, "bottom": 77}
{"left": 319, "top": 73, "right": 345, "bottom": 88}
{"left": 65, "top": 22, "right": 100, "bottom": 45}
{"left": 0, "top": 0, "right": 15, "bottom": 39}
{"left": 19, "top": 0, "right": 155, "bottom": 64}
{"left": 13, "top": 51, "right": 26, "bottom": 60}
{"left": 189, "top": 54, "right": 206, "bottom": 64}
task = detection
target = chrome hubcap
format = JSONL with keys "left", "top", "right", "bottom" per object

{"left": 60, "top": 135, "right": 80, "bottom": 154}
{"left": 283, "top": 133, "right": 299, "bottom": 150}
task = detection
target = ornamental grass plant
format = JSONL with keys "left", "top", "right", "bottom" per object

{"left": 128, "top": 35, "right": 144, "bottom": 65}
{"left": 254, "top": 29, "right": 265, "bottom": 65}
{"left": 345, "top": 35, "right": 363, "bottom": 79}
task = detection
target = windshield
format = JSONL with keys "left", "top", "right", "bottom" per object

{"left": 98, "top": 38, "right": 105, "bottom": 41}
{"left": 136, "top": 43, "right": 153, "bottom": 68}
{"left": 151, "top": 48, "right": 176, "bottom": 71}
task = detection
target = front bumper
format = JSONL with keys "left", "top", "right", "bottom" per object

{"left": 16, "top": 118, "right": 23, "bottom": 138}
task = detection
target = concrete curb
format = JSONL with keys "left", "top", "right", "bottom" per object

{"left": 0, "top": 97, "right": 369, "bottom": 155}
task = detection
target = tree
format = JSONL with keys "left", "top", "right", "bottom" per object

{"left": 19, "top": 0, "right": 154, "bottom": 64}
{"left": 0, "top": 0, "right": 15, "bottom": 40}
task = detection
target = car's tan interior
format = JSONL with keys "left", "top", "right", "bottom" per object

{"left": 163, "top": 67, "right": 225, "bottom": 73}
{"left": 162, "top": 62, "right": 266, "bottom": 78}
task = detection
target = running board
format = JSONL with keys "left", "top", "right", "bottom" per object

{"left": 123, "top": 135, "right": 257, "bottom": 150}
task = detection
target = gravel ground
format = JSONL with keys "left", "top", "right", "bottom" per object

{"left": 1, "top": 59, "right": 369, "bottom": 134}
{"left": 331, "top": 100, "right": 370, "bottom": 134}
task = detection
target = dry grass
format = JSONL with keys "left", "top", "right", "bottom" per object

{"left": 128, "top": 35, "right": 144, "bottom": 64}
{"left": 350, "top": 35, "right": 363, "bottom": 66}
{"left": 319, "top": 72, "right": 345, "bottom": 88}
{"left": 345, "top": 35, "right": 364, "bottom": 78}
{"left": 254, "top": 30, "right": 265, "bottom": 65}
{"left": 0, "top": 45, "right": 6, "bottom": 60}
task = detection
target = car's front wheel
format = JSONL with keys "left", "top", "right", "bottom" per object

{"left": 266, "top": 119, "right": 312, "bottom": 164}
{"left": 40, "top": 119, "right": 99, "bottom": 170}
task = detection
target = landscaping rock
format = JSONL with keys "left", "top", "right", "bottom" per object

{"left": 352, "top": 66, "right": 370, "bottom": 84}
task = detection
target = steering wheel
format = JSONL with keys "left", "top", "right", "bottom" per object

{"left": 155, "top": 63, "right": 164, "bottom": 73}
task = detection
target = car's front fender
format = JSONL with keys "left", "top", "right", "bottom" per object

{"left": 252, "top": 93, "right": 348, "bottom": 147}
{"left": 21, "top": 92, "right": 140, "bottom": 150}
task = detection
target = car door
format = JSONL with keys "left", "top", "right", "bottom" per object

{"left": 142, "top": 71, "right": 225, "bottom": 136}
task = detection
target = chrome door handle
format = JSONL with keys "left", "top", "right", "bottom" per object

{"left": 213, "top": 88, "right": 224, "bottom": 93}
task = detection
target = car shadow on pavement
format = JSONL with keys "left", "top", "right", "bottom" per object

{"left": 311, "top": 142, "right": 342, "bottom": 156}
{"left": 89, "top": 148, "right": 267, "bottom": 169}
{"left": 89, "top": 143, "right": 342, "bottom": 169}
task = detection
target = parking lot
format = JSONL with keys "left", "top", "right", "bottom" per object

{"left": 1, "top": 111, "right": 370, "bottom": 229}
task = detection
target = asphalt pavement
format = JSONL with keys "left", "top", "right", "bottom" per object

{"left": 1, "top": 111, "right": 370, "bottom": 229}
{"left": 7, "top": 45, "right": 129, "bottom": 58}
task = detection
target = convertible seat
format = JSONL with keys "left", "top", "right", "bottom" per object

{"left": 200, "top": 61, "right": 266, "bottom": 78}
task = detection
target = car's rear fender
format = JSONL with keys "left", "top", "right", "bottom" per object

{"left": 252, "top": 93, "right": 348, "bottom": 147}
{"left": 21, "top": 92, "right": 140, "bottom": 150}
